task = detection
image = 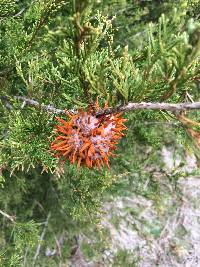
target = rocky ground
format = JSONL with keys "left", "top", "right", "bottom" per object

{"left": 100, "top": 148, "right": 200, "bottom": 267}
{"left": 72, "top": 147, "right": 200, "bottom": 267}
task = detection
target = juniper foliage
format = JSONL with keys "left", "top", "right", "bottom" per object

{"left": 0, "top": 0, "right": 200, "bottom": 265}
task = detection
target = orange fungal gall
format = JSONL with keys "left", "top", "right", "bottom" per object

{"left": 51, "top": 101, "right": 127, "bottom": 169}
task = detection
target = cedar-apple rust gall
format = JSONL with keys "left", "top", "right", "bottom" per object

{"left": 51, "top": 100, "right": 127, "bottom": 169}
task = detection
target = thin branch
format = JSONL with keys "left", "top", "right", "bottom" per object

{"left": 14, "top": 96, "right": 200, "bottom": 116}
{"left": 0, "top": 209, "right": 16, "bottom": 223}
{"left": 13, "top": 7, "right": 26, "bottom": 18}
{"left": 103, "top": 102, "right": 200, "bottom": 115}
{"left": 33, "top": 212, "right": 51, "bottom": 266}
{"left": 15, "top": 96, "right": 66, "bottom": 114}
{"left": 27, "top": 15, "right": 46, "bottom": 48}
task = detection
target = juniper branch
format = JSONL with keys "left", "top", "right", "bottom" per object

{"left": 14, "top": 96, "right": 66, "bottom": 114}
{"left": 102, "top": 102, "right": 200, "bottom": 115}
{"left": 14, "top": 96, "right": 200, "bottom": 115}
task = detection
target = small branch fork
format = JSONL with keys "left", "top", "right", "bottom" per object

{"left": 13, "top": 96, "right": 200, "bottom": 116}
